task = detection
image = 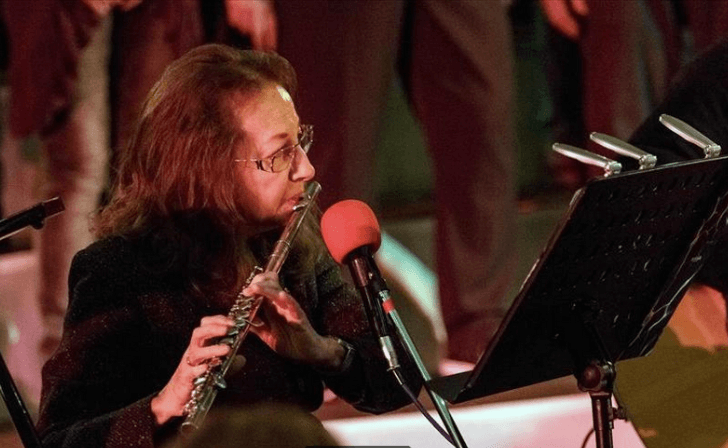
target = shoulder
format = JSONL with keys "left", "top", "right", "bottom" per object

{"left": 70, "top": 236, "right": 138, "bottom": 283}
{"left": 629, "top": 42, "right": 728, "bottom": 162}
{"left": 66, "top": 236, "right": 151, "bottom": 318}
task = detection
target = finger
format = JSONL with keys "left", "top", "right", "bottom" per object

{"left": 540, "top": 0, "right": 581, "bottom": 40}
{"left": 249, "top": 271, "right": 279, "bottom": 283}
{"left": 190, "top": 323, "right": 236, "bottom": 347}
{"left": 571, "top": 0, "right": 589, "bottom": 17}
{"left": 263, "top": 290, "right": 301, "bottom": 320}
{"left": 243, "top": 281, "right": 283, "bottom": 300}
{"left": 173, "top": 363, "right": 208, "bottom": 396}
{"left": 248, "top": 323, "right": 273, "bottom": 348}
{"left": 244, "top": 271, "right": 283, "bottom": 293}
{"left": 185, "top": 343, "right": 232, "bottom": 367}
{"left": 199, "top": 315, "right": 235, "bottom": 327}
{"left": 184, "top": 363, "right": 209, "bottom": 380}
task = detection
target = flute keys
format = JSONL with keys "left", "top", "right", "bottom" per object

{"left": 212, "top": 373, "right": 227, "bottom": 389}
{"left": 219, "top": 337, "right": 235, "bottom": 346}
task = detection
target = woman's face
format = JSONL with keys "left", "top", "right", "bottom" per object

{"left": 233, "top": 84, "right": 315, "bottom": 225}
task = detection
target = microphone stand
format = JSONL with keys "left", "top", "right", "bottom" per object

{"left": 383, "top": 294, "right": 468, "bottom": 448}
{"left": 0, "top": 357, "right": 41, "bottom": 448}
{"left": 348, "top": 247, "right": 468, "bottom": 448}
{"left": 0, "top": 197, "right": 64, "bottom": 448}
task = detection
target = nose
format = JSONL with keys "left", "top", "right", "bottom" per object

{"left": 289, "top": 147, "right": 315, "bottom": 182}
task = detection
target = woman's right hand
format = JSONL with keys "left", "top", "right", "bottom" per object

{"left": 150, "top": 315, "right": 236, "bottom": 426}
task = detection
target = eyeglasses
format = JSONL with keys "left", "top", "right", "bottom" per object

{"left": 235, "top": 124, "right": 313, "bottom": 173}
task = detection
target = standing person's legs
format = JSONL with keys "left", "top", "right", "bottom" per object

{"left": 0, "top": 129, "right": 38, "bottom": 233}
{"left": 110, "top": 0, "right": 205, "bottom": 170}
{"left": 581, "top": 0, "right": 667, "bottom": 149}
{"left": 682, "top": 0, "right": 728, "bottom": 56}
{"left": 276, "top": 0, "right": 405, "bottom": 209}
{"left": 1, "top": 81, "right": 38, "bottom": 247}
{"left": 37, "top": 17, "right": 113, "bottom": 359}
{"left": 408, "top": 0, "right": 517, "bottom": 362}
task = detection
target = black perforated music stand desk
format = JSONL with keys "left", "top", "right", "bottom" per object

{"left": 429, "top": 156, "right": 728, "bottom": 414}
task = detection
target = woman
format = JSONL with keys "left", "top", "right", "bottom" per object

{"left": 36, "top": 44, "right": 417, "bottom": 448}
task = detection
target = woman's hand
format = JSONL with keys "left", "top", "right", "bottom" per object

{"left": 539, "top": 0, "right": 589, "bottom": 40}
{"left": 243, "top": 272, "right": 345, "bottom": 371}
{"left": 224, "top": 0, "right": 278, "bottom": 51}
{"left": 151, "top": 315, "right": 236, "bottom": 426}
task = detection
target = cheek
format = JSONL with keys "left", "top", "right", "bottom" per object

{"left": 235, "top": 173, "right": 286, "bottom": 220}
{"left": 234, "top": 172, "right": 261, "bottom": 213}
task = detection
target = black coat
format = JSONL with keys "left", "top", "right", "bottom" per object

{"left": 37, "top": 236, "right": 418, "bottom": 447}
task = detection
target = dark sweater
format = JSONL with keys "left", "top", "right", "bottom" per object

{"left": 36, "top": 236, "right": 418, "bottom": 447}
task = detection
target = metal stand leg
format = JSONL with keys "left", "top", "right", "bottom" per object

{"left": 0, "top": 353, "right": 42, "bottom": 448}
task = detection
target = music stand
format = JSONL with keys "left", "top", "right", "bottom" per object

{"left": 429, "top": 156, "right": 728, "bottom": 447}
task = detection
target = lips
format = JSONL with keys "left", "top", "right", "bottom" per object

{"left": 285, "top": 191, "right": 305, "bottom": 210}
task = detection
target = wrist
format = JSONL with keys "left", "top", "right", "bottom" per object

{"left": 312, "top": 336, "right": 355, "bottom": 375}
{"left": 151, "top": 392, "right": 182, "bottom": 426}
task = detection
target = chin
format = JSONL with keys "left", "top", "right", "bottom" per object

{"left": 256, "top": 210, "right": 291, "bottom": 228}
{"left": 275, "top": 209, "right": 295, "bottom": 225}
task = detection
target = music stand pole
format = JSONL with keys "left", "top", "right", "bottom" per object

{"left": 578, "top": 361, "right": 617, "bottom": 448}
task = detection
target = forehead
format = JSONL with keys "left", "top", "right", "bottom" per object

{"left": 233, "top": 84, "right": 299, "bottom": 143}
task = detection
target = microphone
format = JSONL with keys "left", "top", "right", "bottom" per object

{"left": 0, "top": 197, "right": 65, "bottom": 242}
{"left": 321, "top": 200, "right": 467, "bottom": 448}
{"left": 321, "top": 200, "right": 399, "bottom": 370}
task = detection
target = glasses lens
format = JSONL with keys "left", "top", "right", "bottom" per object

{"left": 269, "top": 147, "right": 298, "bottom": 172}
{"left": 256, "top": 125, "right": 313, "bottom": 173}
{"left": 300, "top": 126, "right": 313, "bottom": 153}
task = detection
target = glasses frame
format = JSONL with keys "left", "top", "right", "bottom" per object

{"left": 235, "top": 124, "right": 314, "bottom": 173}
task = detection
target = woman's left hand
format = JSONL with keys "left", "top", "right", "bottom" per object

{"left": 243, "top": 272, "right": 345, "bottom": 370}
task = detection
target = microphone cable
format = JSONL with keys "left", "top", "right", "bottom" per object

{"left": 390, "top": 366, "right": 456, "bottom": 446}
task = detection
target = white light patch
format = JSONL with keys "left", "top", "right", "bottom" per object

{"left": 276, "top": 85, "right": 293, "bottom": 103}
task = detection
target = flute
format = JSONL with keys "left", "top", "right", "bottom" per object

{"left": 180, "top": 181, "right": 321, "bottom": 433}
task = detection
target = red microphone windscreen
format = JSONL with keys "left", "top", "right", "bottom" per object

{"left": 321, "top": 200, "right": 382, "bottom": 264}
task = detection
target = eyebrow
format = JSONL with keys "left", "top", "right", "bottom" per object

{"left": 260, "top": 122, "right": 300, "bottom": 156}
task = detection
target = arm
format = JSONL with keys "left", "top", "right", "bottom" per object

{"left": 37, "top": 246, "right": 165, "bottom": 448}
{"left": 36, "top": 241, "right": 236, "bottom": 447}
{"left": 241, "top": 252, "right": 421, "bottom": 414}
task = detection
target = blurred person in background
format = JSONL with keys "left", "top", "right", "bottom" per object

{"left": 275, "top": 0, "right": 518, "bottom": 363}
